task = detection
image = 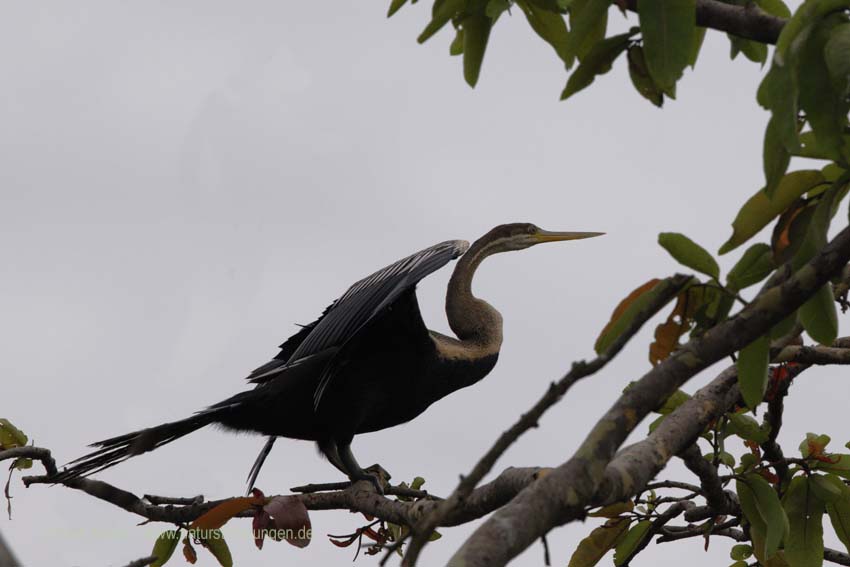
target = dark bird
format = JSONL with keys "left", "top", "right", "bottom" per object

{"left": 55, "top": 223, "right": 602, "bottom": 491}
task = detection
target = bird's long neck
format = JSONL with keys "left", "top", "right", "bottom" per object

{"left": 444, "top": 235, "right": 504, "bottom": 358}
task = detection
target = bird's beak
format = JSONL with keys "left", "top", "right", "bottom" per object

{"left": 533, "top": 230, "right": 605, "bottom": 243}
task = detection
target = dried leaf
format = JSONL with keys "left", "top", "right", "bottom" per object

{"left": 595, "top": 278, "right": 664, "bottom": 353}
{"left": 190, "top": 496, "right": 261, "bottom": 531}
{"left": 264, "top": 495, "right": 312, "bottom": 548}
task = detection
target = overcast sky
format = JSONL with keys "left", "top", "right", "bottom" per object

{"left": 4, "top": 1, "right": 844, "bottom": 566}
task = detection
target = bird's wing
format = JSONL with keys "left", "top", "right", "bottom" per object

{"left": 244, "top": 301, "right": 336, "bottom": 381}
{"left": 247, "top": 239, "right": 469, "bottom": 386}
{"left": 242, "top": 238, "right": 467, "bottom": 490}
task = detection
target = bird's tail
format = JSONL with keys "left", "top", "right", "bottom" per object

{"left": 52, "top": 402, "right": 238, "bottom": 482}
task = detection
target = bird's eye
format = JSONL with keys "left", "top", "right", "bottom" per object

{"left": 526, "top": 225, "right": 536, "bottom": 234}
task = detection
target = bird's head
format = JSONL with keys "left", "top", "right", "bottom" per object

{"left": 483, "top": 223, "right": 604, "bottom": 253}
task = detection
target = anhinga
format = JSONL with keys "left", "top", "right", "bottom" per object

{"left": 56, "top": 223, "right": 602, "bottom": 491}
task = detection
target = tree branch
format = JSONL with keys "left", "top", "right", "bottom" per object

{"left": 401, "top": 275, "right": 692, "bottom": 564}
{"left": 448, "top": 224, "right": 850, "bottom": 567}
{"left": 11, "top": 443, "right": 543, "bottom": 532}
{"left": 678, "top": 444, "right": 738, "bottom": 517}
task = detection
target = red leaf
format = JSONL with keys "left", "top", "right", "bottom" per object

{"left": 190, "top": 496, "right": 263, "bottom": 531}
{"left": 264, "top": 495, "right": 312, "bottom": 548}
{"left": 183, "top": 536, "right": 198, "bottom": 564}
{"left": 252, "top": 509, "right": 271, "bottom": 550}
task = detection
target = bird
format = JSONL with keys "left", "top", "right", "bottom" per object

{"left": 54, "top": 223, "right": 602, "bottom": 492}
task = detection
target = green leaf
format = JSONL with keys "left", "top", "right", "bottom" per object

{"left": 746, "top": 473, "right": 790, "bottom": 559}
{"left": 731, "top": 543, "right": 754, "bottom": 561}
{"left": 763, "top": 117, "right": 793, "bottom": 198}
{"left": 0, "top": 419, "right": 28, "bottom": 449}
{"left": 800, "top": 283, "right": 839, "bottom": 345}
{"left": 728, "top": 412, "right": 770, "bottom": 444}
{"left": 730, "top": 35, "right": 768, "bottom": 64}
{"left": 388, "top": 0, "right": 409, "bottom": 17}
{"left": 486, "top": 0, "right": 512, "bottom": 19}
{"left": 561, "top": 29, "right": 635, "bottom": 100}
{"left": 201, "top": 530, "right": 233, "bottom": 567}
{"left": 151, "top": 530, "right": 181, "bottom": 567}
{"left": 613, "top": 520, "right": 651, "bottom": 565}
{"left": 418, "top": 0, "right": 465, "bottom": 43}
{"left": 817, "top": 454, "right": 850, "bottom": 477}
{"left": 567, "top": 517, "right": 631, "bottom": 567}
{"left": 638, "top": 0, "right": 696, "bottom": 96}
{"left": 12, "top": 458, "right": 32, "bottom": 470}
{"left": 783, "top": 476, "right": 825, "bottom": 567}
{"left": 757, "top": 63, "right": 799, "bottom": 156}
{"left": 777, "top": 180, "right": 843, "bottom": 271}
{"left": 516, "top": 0, "right": 572, "bottom": 64}
{"left": 688, "top": 26, "right": 706, "bottom": 68}
{"left": 810, "top": 473, "right": 844, "bottom": 502}
{"left": 569, "top": 0, "right": 608, "bottom": 61}
{"left": 799, "top": 16, "right": 850, "bottom": 166}
{"left": 768, "top": 310, "right": 798, "bottom": 340}
{"left": 719, "top": 170, "right": 826, "bottom": 254}
{"left": 450, "top": 27, "right": 465, "bottom": 55}
{"left": 627, "top": 45, "right": 663, "bottom": 106}
{"left": 463, "top": 11, "right": 493, "bottom": 87}
{"left": 738, "top": 452, "right": 759, "bottom": 473}
{"left": 758, "top": 0, "right": 791, "bottom": 18}
{"left": 647, "top": 414, "right": 665, "bottom": 433}
{"left": 774, "top": 0, "right": 850, "bottom": 67}
{"left": 797, "top": 130, "right": 845, "bottom": 161}
{"left": 565, "top": 0, "right": 611, "bottom": 65}
{"left": 657, "top": 389, "right": 691, "bottom": 415}
{"left": 689, "top": 283, "right": 733, "bottom": 337}
{"left": 411, "top": 476, "right": 426, "bottom": 490}
{"left": 726, "top": 243, "right": 775, "bottom": 291}
{"left": 823, "top": 474, "right": 850, "bottom": 552}
{"left": 825, "top": 23, "right": 850, "bottom": 100}
{"left": 658, "top": 232, "right": 719, "bottom": 278}
{"left": 588, "top": 501, "right": 635, "bottom": 518}
{"left": 737, "top": 335, "right": 771, "bottom": 410}
{"left": 718, "top": 451, "right": 736, "bottom": 467}
{"left": 801, "top": 432, "right": 833, "bottom": 458}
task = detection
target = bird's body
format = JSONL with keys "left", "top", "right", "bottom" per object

{"left": 56, "top": 224, "right": 601, "bottom": 490}
{"left": 220, "top": 291, "right": 498, "bottom": 441}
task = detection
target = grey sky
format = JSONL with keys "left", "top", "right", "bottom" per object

{"left": 3, "top": 1, "right": 843, "bottom": 566}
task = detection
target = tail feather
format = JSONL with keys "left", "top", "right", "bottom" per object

{"left": 53, "top": 408, "right": 223, "bottom": 483}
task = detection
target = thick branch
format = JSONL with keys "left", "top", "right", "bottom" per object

{"left": 402, "top": 275, "right": 692, "bottom": 563}
{"left": 449, "top": 225, "right": 850, "bottom": 567}
{"left": 774, "top": 345, "right": 850, "bottom": 364}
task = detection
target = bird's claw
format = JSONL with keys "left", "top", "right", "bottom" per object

{"left": 366, "top": 473, "right": 384, "bottom": 495}
{"left": 351, "top": 464, "right": 390, "bottom": 495}
{"left": 349, "top": 472, "right": 384, "bottom": 494}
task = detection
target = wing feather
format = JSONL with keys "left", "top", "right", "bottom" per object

{"left": 242, "top": 238, "right": 467, "bottom": 489}
{"left": 248, "top": 239, "right": 468, "bottom": 385}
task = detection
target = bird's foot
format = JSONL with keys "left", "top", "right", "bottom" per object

{"left": 365, "top": 463, "right": 391, "bottom": 483}
{"left": 350, "top": 465, "right": 390, "bottom": 495}
{"left": 349, "top": 471, "right": 384, "bottom": 494}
